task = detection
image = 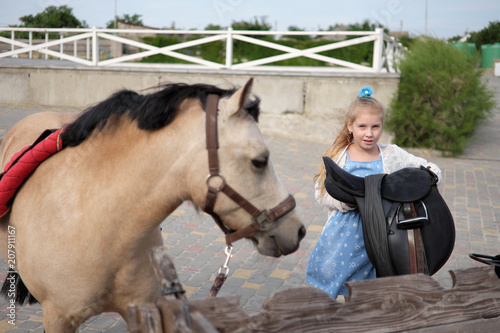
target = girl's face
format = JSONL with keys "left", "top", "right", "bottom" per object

{"left": 347, "top": 106, "right": 383, "bottom": 154}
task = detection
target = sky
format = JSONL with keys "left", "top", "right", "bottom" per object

{"left": 1, "top": 0, "right": 499, "bottom": 39}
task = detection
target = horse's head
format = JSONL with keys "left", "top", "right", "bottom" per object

{"left": 189, "top": 79, "right": 306, "bottom": 257}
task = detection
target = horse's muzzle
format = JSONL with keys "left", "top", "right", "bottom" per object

{"left": 254, "top": 215, "right": 306, "bottom": 257}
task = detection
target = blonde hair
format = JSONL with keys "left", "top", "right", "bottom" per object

{"left": 314, "top": 96, "right": 386, "bottom": 195}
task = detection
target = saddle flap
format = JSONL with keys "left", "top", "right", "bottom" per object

{"left": 380, "top": 167, "right": 437, "bottom": 202}
{"left": 323, "top": 156, "right": 364, "bottom": 205}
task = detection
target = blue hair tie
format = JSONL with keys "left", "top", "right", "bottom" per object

{"left": 358, "top": 86, "right": 373, "bottom": 98}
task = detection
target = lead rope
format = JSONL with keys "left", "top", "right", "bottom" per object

{"left": 203, "top": 93, "right": 296, "bottom": 297}
{"left": 208, "top": 245, "right": 233, "bottom": 297}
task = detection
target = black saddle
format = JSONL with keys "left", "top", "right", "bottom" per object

{"left": 323, "top": 156, "right": 455, "bottom": 277}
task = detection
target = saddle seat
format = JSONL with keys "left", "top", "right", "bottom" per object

{"left": 323, "top": 156, "right": 436, "bottom": 204}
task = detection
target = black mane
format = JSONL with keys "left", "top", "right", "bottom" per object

{"left": 61, "top": 83, "right": 260, "bottom": 147}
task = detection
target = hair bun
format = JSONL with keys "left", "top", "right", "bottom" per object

{"left": 358, "top": 86, "right": 373, "bottom": 98}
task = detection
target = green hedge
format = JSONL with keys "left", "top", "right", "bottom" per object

{"left": 386, "top": 37, "right": 495, "bottom": 156}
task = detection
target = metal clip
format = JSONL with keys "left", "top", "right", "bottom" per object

{"left": 218, "top": 245, "right": 233, "bottom": 277}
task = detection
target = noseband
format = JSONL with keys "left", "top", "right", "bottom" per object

{"left": 203, "top": 94, "right": 296, "bottom": 246}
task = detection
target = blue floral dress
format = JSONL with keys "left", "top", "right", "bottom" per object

{"left": 306, "top": 152, "right": 383, "bottom": 298}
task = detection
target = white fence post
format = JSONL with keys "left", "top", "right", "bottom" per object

{"left": 29, "top": 31, "right": 32, "bottom": 59}
{"left": 225, "top": 27, "right": 233, "bottom": 69}
{"left": 92, "top": 27, "right": 99, "bottom": 66}
{"left": 372, "top": 28, "right": 384, "bottom": 73}
{"left": 60, "top": 34, "right": 63, "bottom": 60}
{"left": 45, "top": 32, "right": 48, "bottom": 60}
{"left": 86, "top": 37, "right": 90, "bottom": 60}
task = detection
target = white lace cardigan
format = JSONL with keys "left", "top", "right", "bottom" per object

{"left": 315, "top": 143, "right": 442, "bottom": 220}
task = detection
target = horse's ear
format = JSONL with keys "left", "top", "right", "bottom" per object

{"left": 225, "top": 78, "right": 253, "bottom": 116}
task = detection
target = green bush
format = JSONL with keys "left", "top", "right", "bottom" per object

{"left": 386, "top": 37, "right": 496, "bottom": 156}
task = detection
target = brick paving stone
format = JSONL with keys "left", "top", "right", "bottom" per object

{"left": 15, "top": 320, "right": 42, "bottom": 330}
{"left": 80, "top": 317, "right": 117, "bottom": 331}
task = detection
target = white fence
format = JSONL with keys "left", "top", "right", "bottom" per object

{"left": 0, "top": 27, "right": 404, "bottom": 73}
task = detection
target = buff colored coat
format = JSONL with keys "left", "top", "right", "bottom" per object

{"left": 0, "top": 79, "right": 305, "bottom": 332}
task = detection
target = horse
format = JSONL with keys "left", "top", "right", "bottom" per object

{"left": 0, "top": 78, "right": 306, "bottom": 332}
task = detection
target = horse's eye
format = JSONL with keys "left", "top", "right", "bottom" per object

{"left": 252, "top": 158, "right": 268, "bottom": 169}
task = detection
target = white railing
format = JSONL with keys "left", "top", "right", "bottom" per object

{"left": 0, "top": 27, "right": 404, "bottom": 73}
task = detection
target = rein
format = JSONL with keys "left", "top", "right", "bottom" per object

{"left": 203, "top": 94, "right": 296, "bottom": 296}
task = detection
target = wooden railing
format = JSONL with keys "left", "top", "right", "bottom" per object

{"left": 0, "top": 27, "right": 404, "bottom": 73}
{"left": 129, "top": 247, "right": 500, "bottom": 332}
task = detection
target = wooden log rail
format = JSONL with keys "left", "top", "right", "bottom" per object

{"left": 128, "top": 250, "right": 500, "bottom": 332}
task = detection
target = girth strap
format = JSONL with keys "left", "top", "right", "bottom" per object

{"left": 403, "top": 203, "right": 427, "bottom": 274}
{"left": 361, "top": 174, "right": 396, "bottom": 277}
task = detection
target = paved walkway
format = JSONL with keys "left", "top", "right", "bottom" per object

{"left": 0, "top": 76, "right": 499, "bottom": 332}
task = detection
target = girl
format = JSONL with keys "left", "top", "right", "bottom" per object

{"left": 306, "top": 86, "right": 442, "bottom": 299}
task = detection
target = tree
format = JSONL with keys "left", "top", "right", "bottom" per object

{"left": 287, "top": 26, "right": 312, "bottom": 41}
{"left": 328, "top": 20, "right": 386, "bottom": 33}
{"left": 18, "top": 5, "right": 87, "bottom": 28}
{"left": 322, "top": 20, "right": 388, "bottom": 66}
{"left": 397, "top": 35, "right": 415, "bottom": 49}
{"left": 468, "top": 21, "right": 500, "bottom": 49}
{"left": 229, "top": 16, "right": 273, "bottom": 62}
{"left": 231, "top": 16, "right": 272, "bottom": 31}
{"left": 106, "top": 14, "right": 144, "bottom": 28}
{"left": 205, "top": 24, "right": 223, "bottom": 30}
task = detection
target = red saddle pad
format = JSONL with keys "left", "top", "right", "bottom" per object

{"left": 0, "top": 129, "right": 63, "bottom": 218}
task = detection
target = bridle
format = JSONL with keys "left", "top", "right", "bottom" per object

{"left": 163, "top": 93, "right": 297, "bottom": 299}
{"left": 203, "top": 94, "right": 296, "bottom": 246}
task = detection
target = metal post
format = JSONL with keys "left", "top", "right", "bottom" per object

{"left": 74, "top": 39, "right": 77, "bottom": 57}
{"left": 10, "top": 31, "right": 14, "bottom": 54}
{"left": 225, "top": 27, "right": 233, "bottom": 69}
{"left": 372, "top": 28, "right": 384, "bottom": 73}
{"left": 425, "top": 0, "right": 428, "bottom": 35}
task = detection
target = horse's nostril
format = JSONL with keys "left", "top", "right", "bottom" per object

{"left": 298, "top": 226, "right": 306, "bottom": 240}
